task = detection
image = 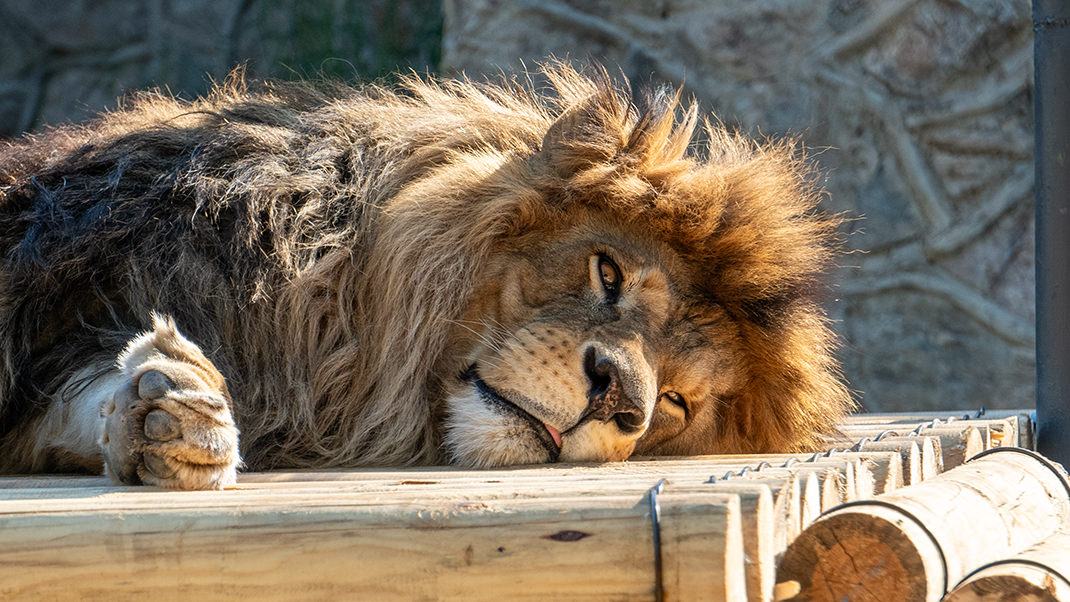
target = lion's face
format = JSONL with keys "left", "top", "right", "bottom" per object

{"left": 438, "top": 213, "right": 743, "bottom": 467}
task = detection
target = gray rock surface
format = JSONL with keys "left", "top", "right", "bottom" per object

{"left": 0, "top": 0, "right": 442, "bottom": 136}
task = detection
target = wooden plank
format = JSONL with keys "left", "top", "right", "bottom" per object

{"left": 0, "top": 488, "right": 746, "bottom": 601}
{"left": 775, "top": 448, "right": 1070, "bottom": 602}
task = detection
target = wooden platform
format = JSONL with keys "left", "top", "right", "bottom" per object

{"left": 0, "top": 410, "right": 1039, "bottom": 601}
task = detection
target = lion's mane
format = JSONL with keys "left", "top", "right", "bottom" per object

{"left": 0, "top": 63, "right": 849, "bottom": 471}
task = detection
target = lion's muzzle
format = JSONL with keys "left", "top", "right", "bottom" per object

{"left": 579, "top": 346, "right": 647, "bottom": 433}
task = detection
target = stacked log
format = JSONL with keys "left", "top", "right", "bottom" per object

{"left": 943, "top": 530, "right": 1070, "bottom": 602}
{"left": 833, "top": 410, "right": 1034, "bottom": 469}
{"left": 0, "top": 410, "right": 1036, "bottom": 601}
{"left": 775, "top": 447, "right": 1070, "bottom": 602}
{"left": 0, "top": 453, "right": 893, "bottom": 602}
{"left": 854, "top": 436, "right": 935, "bottom": 485}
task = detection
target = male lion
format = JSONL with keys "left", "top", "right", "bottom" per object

{"left": 0, "top": 64, "right": 851, "bottom": 490}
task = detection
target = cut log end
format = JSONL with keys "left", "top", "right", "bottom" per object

{"left": 775, "top": 505, "right": 944, "bottom": 602}
{"left": 943, "top": 565, "right": 1068, "bottom": 602}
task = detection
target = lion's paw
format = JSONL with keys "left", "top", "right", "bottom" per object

{"left": 102, "top": 316, "right": 239, "bottom": 490}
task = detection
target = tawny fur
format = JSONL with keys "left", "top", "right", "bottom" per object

{"left": 0, "top": 63, "right": 852, "bottom": 473}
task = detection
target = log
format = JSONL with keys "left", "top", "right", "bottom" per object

{"left": 775, "top": 447, "right": 1070, "bottom": 602}
{"left": 0, "top": 484, "right": 746, "bottom": 601}
{"left": 0, "top": 457, "right": 836, "bottom": 498}
{"left": 829, "top": 451, "right": 904, "bottom": 496}
{"left": 704, "top": 483, "right": 775, "bottom": 602}
{"left": 0, "top": 410, "right": 1021, "bottom": 601}
{"left": 829, "top": 424, "right": 982, "bottom": 469}
{"left": 842, "top": 411, "right": 1034, "bottom": 449}
{"left": 0, "top": 460, "right": 824, "bottom": 602}
{"left": 656, "top": 456, "right": 862, "bottom": 524}
{"left": 733, "top": 468, "right": 821, "bottom": 531}
{"left": 732, "top": 461, "right": 853, "bottom": 518}
{"left": 0, "top": 472, "right": 776, "bottom": 602}
{"left": 824, "top": 433, "right": 944, "bottom": 482}
{"left": 856, "top": 436, "right": 942, "bottom": 484}
{"left": 714, "top": 475, "right": 802, "bottom": 553}
{"left": 943, "top": 530, "right": 1070, "bottom": 602}
{"left": 853, "top": 438, "right": 923, "bottom": 486}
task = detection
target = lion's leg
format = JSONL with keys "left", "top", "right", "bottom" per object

{"left": 102, "top": 313, "right": 240, "bottom": 490}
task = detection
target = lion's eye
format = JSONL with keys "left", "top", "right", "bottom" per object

{"left": 597, "top": 254, "right": 622, "bottom": 303}
{"left": 660, "top": 391, "right": 688, "bottom": 415}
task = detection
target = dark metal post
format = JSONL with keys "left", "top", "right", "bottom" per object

{"left": 1034, "top": 0, "right": 1070, "bottom": 465}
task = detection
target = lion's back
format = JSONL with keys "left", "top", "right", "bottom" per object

{"left": 0, "top": 72, "right": 550, "bottom": 442}
{"left": 0, "top": 81, "right": 371, "bottom": 421}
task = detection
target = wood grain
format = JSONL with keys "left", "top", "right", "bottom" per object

{"left": 0, "top": 487, "right": 745, "bottom": 601}
{"left": 944, "top": 530, "right": 1070, "bottom": 602}
{"left": 776, "top": 449, "right": 1070, "bottom": 602}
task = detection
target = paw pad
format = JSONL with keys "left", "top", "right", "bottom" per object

{"left": 143, "top": 453, "right": 176, "bottom": 479}
{"left": 103, "top": 363, "right": 238, "bottom": 489}
{"left": 144, "top": 409, "right": 181, "bottom": 441}
{"left": 138, "top": 369, "right": 174, "bottom": 399}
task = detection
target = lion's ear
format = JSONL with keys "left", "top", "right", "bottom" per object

{"left": 539, "top": 95, "right": 624, "bottom": 178}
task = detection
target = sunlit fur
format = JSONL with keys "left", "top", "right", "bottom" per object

{"left": 0, "top": 62, "right": 852, "bottom": 474}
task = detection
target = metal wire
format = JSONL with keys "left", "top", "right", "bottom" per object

{"left": 648, "top": 478, "right": 667, "bottom": 602}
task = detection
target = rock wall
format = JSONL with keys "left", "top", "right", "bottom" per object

{"left": 443, "top": 0, "right": 1035, "bottom": 411}
{"left": 0, "top": 0, "right": 441, "bottom": 137}
{"left": 0, "top": 0, "right": 1036, "bottom": 411}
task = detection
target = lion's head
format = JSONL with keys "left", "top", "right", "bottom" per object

{"left": 340, "top": 65, "right": 852, "bottom": 468}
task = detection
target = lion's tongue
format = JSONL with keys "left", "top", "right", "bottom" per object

{"left": 545, "top": 424, "right": 563, "bottom": 449}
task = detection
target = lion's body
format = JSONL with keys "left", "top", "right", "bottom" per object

{"left": 0, "top": 65, "right": 851, "bottom": 487}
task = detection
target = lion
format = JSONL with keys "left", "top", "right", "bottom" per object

{"left": 0, "top": 63, "right": 851, "bottom": 490}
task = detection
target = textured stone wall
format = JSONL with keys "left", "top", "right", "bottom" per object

{"left": 442, "top": 0, "right": 1035, "bottom": 411}
{"left": 0, "top": 0, "right": 1036, "bottom": 411}
{"left": 0, "top": 0, "right": 442, "bottom": 137}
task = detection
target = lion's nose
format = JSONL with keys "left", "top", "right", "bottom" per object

{"left": 583, "top": 346, "right": 646, "bottom": 432}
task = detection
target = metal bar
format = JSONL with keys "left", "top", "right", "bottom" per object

{"left": 1034, "top": 0, "right": 1070, "bottom": 465}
